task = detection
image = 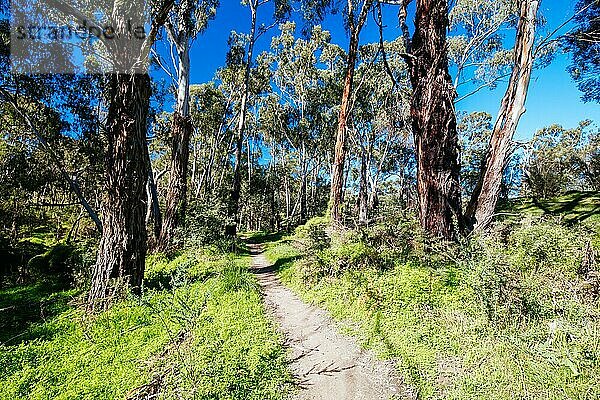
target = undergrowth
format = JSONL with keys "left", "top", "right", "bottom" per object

{"left": 265, "top": 215, "right": 600, "bottom": 399}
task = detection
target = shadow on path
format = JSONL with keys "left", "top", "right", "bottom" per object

{"left": 248, "top": 242, "right": 412, "bottom": 400}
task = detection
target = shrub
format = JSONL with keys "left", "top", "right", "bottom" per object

{"left": 216, "top": 258, "right": 259, "bottom": 293}
{"left": 182, "top": 199, "right": 233, "bottom": 250}
{"left": 466, "top": 219, "right": 594, "bottom": 324}
{"left": 361, "top": 213, "right": 423, "bottom": 263}
{"left": 25, "top": 241, "right": 95, "bottom": 287}
{"left": 144, "top": 250, "right": 214, "bottom": 290}
{"left": 294, "top": 216, "right": 329, "bottom": 240}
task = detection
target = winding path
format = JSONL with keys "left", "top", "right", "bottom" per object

{"left": 249, "top": 243, "right": 409, "bottom": 400}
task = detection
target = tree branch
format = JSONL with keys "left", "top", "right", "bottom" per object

{"left": 0, "top": 88, "right": 103, "bottom": 233}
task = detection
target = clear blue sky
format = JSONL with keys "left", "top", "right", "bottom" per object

{"left": 172, "top": 0, "right": 599, "bottom": 140}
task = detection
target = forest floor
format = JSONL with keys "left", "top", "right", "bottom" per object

{"left": 249, "top": 243, "right": 410, "bottom": 400}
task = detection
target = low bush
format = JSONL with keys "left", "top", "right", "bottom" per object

{"left": 25, "top": 241, "right": 96, "bottom": 287}
{"left": 467, "top": 220, "right": 597, "bottom": 324}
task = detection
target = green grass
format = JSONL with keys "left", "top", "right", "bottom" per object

{"left": 0, "top": 249, "right": 293, "bottom": 399}
{"left": 503, "top": 190, "right": 600, "bottom": 225}
{"left": 0, "top": 282, "right": 77, "bottom": 345}
{"left": 265, "top": 219, "right": 600, "bottom": 400}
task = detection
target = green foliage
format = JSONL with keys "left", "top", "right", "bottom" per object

{"left": 523, "top": 123, "right": 593, "bottom": 199}
{"left": 26, "top": 242, "right": 94, "bottom": 286}
{"left": 270, "top": 217, "right": 600, "bottom": 399}
{"left": 0, "top": 249, "right": 293, "bottom": 399}
{"left": 565, "top": 0, "right": 600, "bottom": 103}
{"left": 144, "top": 252, "right": 204, "bottom": 290}
{"left": 182, "top": 199, "right": 234, "bottom": 251}
{"left": 0, "top": 236, "right": 46, "bottom": 287}
{"left": 458, "top": 111, "right": 493, "bottom": 195}
{"left": 467, "top": 221, "right": 593, "bottom": 324}
{"left": 216, "top": 259, "right": 260, "bottom": 293}
{"left": 448, "top": 0, "right": 516, "bottom": 93}
{"left": 290, "top": 218, "right": 414, "bottom": 286}
{"left": 0, "top": 282, "right": 77, "bottom": 345}
{"left": 0, "top": 238, "right": 96, "bottom": 288}
{"left": 294, "top": 215, "right": 330, "bottom": 250}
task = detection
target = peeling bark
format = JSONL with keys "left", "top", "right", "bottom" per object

{"left": 158, "top": 36, "right": 192, "bottom": 250}
{"left": 159, "top": 112, "right": 192, "bottom": 250}
{"left": 466, "top": 0, "right": 540, "bottom": 232}
{"left": 88, "top": 73, "right": 151, "bottom": 309}
{"left": 408, "top": 0, "right": 463, "bottom": 240}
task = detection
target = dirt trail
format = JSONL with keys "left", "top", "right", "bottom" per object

{"left": 249, "top": 243, "right": 409, "bottom": 400}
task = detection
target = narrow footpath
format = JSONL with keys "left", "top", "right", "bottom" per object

{"left": 249, "top": 243, "right": 409, "bottom": 400}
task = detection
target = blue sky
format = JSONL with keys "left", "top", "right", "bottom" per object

{"left": 176, "top": 0, "right": 599, "bottom": 141}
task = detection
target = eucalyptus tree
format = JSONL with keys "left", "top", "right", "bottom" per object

{"left": 188, "top": 83, "right": 234, "bottom": 200}
{"left": 157, "top": 0, "right": 219, "bottom": 251}
{"left": 580, "top": 129, "right": 600, "bottom": 190}
{"left": 448, "top": 0, "right": 516, "bottom": 103}
{"left": 38, "top": 0, "right": 176, "bottom": 307}
{"left": 457, "top": 111, "right": 493, "bottom": 197}
{"left": 228, "top": 0, "right": 291, "bottom": 236}
{"left": 267, "top": 22, "right": 338, "bottom": 223}
{"left": 350, "top": 39, "right": 411, "bottom": 224}
{"left": 257, "top": 94, "right": 296, "bottom": 223}
{"left": 93, "top": 1, "right": 174, "bottom": 307}
{"left": 393, "top": 0, "right": 463, "bottom": 240}
{"left": 1, "top": 5, "right": 103, "bottom": 236}
{"left": 566, "top": 0, "right": 600, "bottom": 103}
{"left": 523, "top": 123, "right": 588, "bottom": 199}
{"left": 388, "top": 0, "right": 541, "bottom": 237}
{"left": 465, "top": 0, "right": 540, "bottom": 232}
{"left": 329, "top": 0, "right": 375, "bottom": 225}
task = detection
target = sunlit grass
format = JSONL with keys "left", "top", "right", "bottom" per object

{"left": 0, "top": 249, "right": 293, "bottom": 400}
{"left": 266, "top": 215, "right": 600, "bottom": 400}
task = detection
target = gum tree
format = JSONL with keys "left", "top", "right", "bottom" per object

{"left": 465, "top": 0, "right": 540, "bottom": 232}
{"left": 44, "top": 0, "right": 176, "bottom": 308}
{"left": 329, "top": 0, "right": 375, "bottom": 225}
{"left": 395, "top": 0, "right": 463, "bottom": 240}
{"left": 157, "top": 0, "right": 219, "bottom": 250}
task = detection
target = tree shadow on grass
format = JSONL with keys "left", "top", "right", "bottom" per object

{"left": 506, "top": 191, "right": 600, "bottom": 225}
{"left": 253, "top": 255, "right": 302, "bottom": 276}
{"left": 532, "top": 192, "right": 600, "bottom": 224}
{"left": 0, "top": 281, "right": 76, "bottom": 346}
{"left": 242, "top": 231, "right": 287, "bottom": 245}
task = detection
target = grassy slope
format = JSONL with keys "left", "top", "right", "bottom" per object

{"left": 263, "top": 197, "right": 600, "bottom": 399}
{"left": 502, "top": 191, "right": 600, "bottom": 225}
{"left": 0, "top": 248, "right": 293, "bottom": 400}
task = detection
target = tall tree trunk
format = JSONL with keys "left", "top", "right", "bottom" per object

{"left": 300, "top": 141, "right": 308, "bottom": 224}
{"left": 329, "top": 0, "right": 373, "bottom": 225}
{"left": 408, "top": 0, "right": 463, "bottom": 240}
{"left": 357, "top": 146, "right": 368, "bottom": 225}
{"left": 146, "top": 158, "right": 162, "bottom": 241}
{"left": 88, "top": 73, "right": 151, "bottom": 309}
{"left": 465, "top": 0, "right": 539, "bottom": 232}
{"left": 229, "top": 0, "right": 257, "bottom": 236}
{"left": 330, "top": 35, "right": 357, "bottom": 224}
{"left": 158, "top": 39, "right": 192, "bottom": 250}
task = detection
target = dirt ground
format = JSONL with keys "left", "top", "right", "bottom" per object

{"left": 249, "top": 243, "right": 412, "bottom": 400}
